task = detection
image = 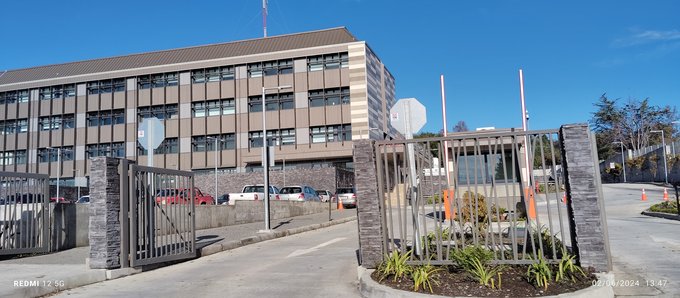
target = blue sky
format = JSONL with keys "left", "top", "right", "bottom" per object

{"left": 1, "top": 0, "right": 678, "bottom": 133}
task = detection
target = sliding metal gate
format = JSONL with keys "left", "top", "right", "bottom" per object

{"left": 0, "top": 172, "right": 50, "bottom": 255}
{"left": 122, "top": 163, "right": 196, "bottom": 267}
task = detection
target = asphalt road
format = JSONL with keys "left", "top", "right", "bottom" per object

{"left": 603, "top": 183, "right": 680, "bottom": 297}
{"left": 52, "top": 221, "right": 361, "bottom": 298}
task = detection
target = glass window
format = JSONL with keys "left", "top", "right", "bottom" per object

{"left": 340, "top": 52, "right": 349, "bottom": 68}
{"left": 279, "top": 59, "right": 293, "bottom": 74}
{"left": 220, "top": 66, "right": 235, "bottom": 80}
{"left": 279, "top": 93, "right": 294, "bottom": 110}
{"left": 192, "top": 70, "right": 205, "bottom": 83}
{"left": 248, "top": 63, "right": 263, "bottom": 78}
{"left": 309, "top": 90, "right": 324, "bottom": 107}
{"left": 192, "top": 136, "right": 207, "bottom": 152}
{"left": 223, "top": 133, "right": 236, "bottom": 150}
{"left": 155, "top": 138, "right": 178, "bottom": 154}
{"left": 18, "top": 90, "right": 29, "bottom": 102}
{"left": 248, "top": 96, "right": 262, "bottom": 112}
{"left": 166, "top": 73, "right": 179, "bottom": 86}
{"left": 308, "top": 56, "right": 323, "bottom": 72}
{"left": 192, "top": 102, "right": 206, "bottom": 117}
{"left": 311, "top": 127, "right": 326, "bottom": 143}
{"left": 15, "top": 150, "right": 27, "bottom": 164}
{"left": 100, "top": 80, "right": 113, "bottom": 93}
{"left": 1, "top": 152, "right": 14, "bottom": 165}
{"left": 281, "top": 129, "right": 295, "bottom": 146}
{"left": 138, "top": 75, "right": 151, "bottom": 89}
{"left": 87, "top": 112, "right": 99, "bottom": 127}
{"left": 207, "top": 100, "right": 221, "bottom": 116}
{"left": 222, "top": 99, "right": 235, "bottom": 115}
{"left": 265, "top": 94, "right": 278, "bottom": 111}
{"left": 64, "top": 84, "right": 76, "bottom": 97}
{"left": 16, "top": 119, "right": 28, "bottom": 133}
{"left": 206, "top": 68, "right": 220, "bottom": 82}
{"left": 249, "top": 131, "right": 263, "bottom": 148}
{"left": 152, "top": 74, "right": 165, "bottom": 88}
{"left": 88, "top": 82, "right": 99, "bottom": 94}
{"left": 112, "top": 110, "right": 125, "bottom": 125}
{"left": 40, "top": 87, "right": 53, "bottom": 100}
{"left": 113, "top": 79, "right": 126, "bottom": 92}
{"left": 263, "top": 61, "right": 278, "bottom": 76}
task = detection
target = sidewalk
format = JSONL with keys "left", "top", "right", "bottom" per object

{"left": 0, "top": 209, "right": 357, "bottom": 298}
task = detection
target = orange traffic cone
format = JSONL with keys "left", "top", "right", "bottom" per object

{"left": 562, "top": 193, "right": 567, "bottom": 205}
{"left": 663, "top": 188, "right": 669, "bottom": 201}
{"left": 641, "top": 189, "right": 648, "bottom": 201}
{"left": 525, "top": 188, "right": 537, "bottom": 220}
{"left": 337, "top": 197, "right": 344, "bottom": 210}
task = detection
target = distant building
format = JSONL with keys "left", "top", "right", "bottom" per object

{"left": 0, "top": 27, "right": 397, "bottom": 187}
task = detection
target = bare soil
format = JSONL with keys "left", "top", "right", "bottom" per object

{"left": 372, "top": 265, "right": 596, "bottom": 297}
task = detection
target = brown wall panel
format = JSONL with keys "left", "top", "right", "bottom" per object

{"left": 126, "top": 126, "right": 136, "bottom": 141}
{"left": 61, "top": 160, "right": 75, "bottom": 177}
{"left": 180, "top": 85, "right": 191, "bottom": 103}
{"left": 193, "top": 153, "right": 206, "bottom": 169}
{"left": 280, "top": 110, "right": 295, "bottom": 128}
{"left": 221, "top": 150, "right": 236, "bottom": 167}
{"left": 221, "top": 81, "right": 235, "bottom": 98}
{"left": 39, "top": 131, "right": 51, "bottom": 146}
{"left": 6, "top": 104, "right": 17, "bottom": 119}
{"left": 326, "top": 105, "right": 342, "bottom": 125}
{"left": 87, "top": 95, "right": 99, "bottom": 112}
{"left": 38, "top": 163, "right": 48, "bottom": 175}
{"left": 77, "top": 96, "right": 87, "bottom": 113}
{"left": 165, "top": 154, "right": 179, "bottom": 170}
{"left": 179, "top": 153, "right": 191, "bottom": 170}
{"left": 53, "top": 98, "right": 65, "bottom": 114}
{"left": 126, "top": 91, "right": 136, "bottom": 107}
{"left": 308, "top": 107, "right": 325, "bottom": 126}
{"left": 341, "top": 68, "right": 350, "bottom": 85}
{"left": 279, "top": 74, "right": 294, "bottom": 89}
{"left": 192, "top": 84, "right": 206, "bottom": 101}
{"left": 265, "top": 111, "right": 279, "bottom": 130}
{"left": 63, "top": 129, "right": 75, "bottom": 146}
{"left": 17, "top": 103, "right": 29, "bottom": 118}
{"left": 192, "top": 118, "right": 205, "bottom": 135}
{"left": 308, "top": 72, "right": 324, "bottom": 90}
{"left": 342, "top": 105, "right": 351, "bottom": 123}
{"left": 86, "top": 127, "right": 99, "bottom": 144}
{"left": 63, "top": 99, "right": 75, "bottom": 114}
{"left": 99, "top": 126, "right": 112, "bottom": 142}
{"left": 40, "top": 100, "right": 52, "bottom": 116}
{"left": 138, "top": 89, "right": 151, "bottom": 106}
{"left": 263, "top": 75, "right": 278, "bottom": 89}
{"left": 112, "top": 124, "right": 125, "bottom": 142}
{"left": 113, "top": 92, "right": 126, "bottom": 109}
{"left": 166, "top": 86, "right": 179, "bottom": 103}
{"left": 100, "top": 93, "right": 113, "bottom": 110}
{"left": 295, "top": 108, "right": 309, "bottom": 127}
{"left": 6, "top": 135, "right": 17, "bottom": 150}
{"left": 249, "top": 113, "right": 262, "bottom": 131}
{"left": 324, "top": 70, "right": 341, "bottom": 88}
{"left": 50, "top": 130, "right": 63, "bottom": 146}
{"left": 221, "top": 114, "right": 236, "bottom": 133}
{"left": 166, "top": 119, "right": 179, "bottom": 138}
{"left": 206, "top": 82, "right": 220, "bottom": 100}
{"left": 206, "top": 117, "right": 221, "bottom": 135}
{"left": 151, "top": 87, "right": 165, "bottom": 105}
{"left": 179, "top": 118, "right": 191, "bottom": 137}
{"left": 248, "top": 78, "right": 263, "bottom": 95}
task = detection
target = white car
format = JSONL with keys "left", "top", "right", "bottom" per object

{"left": 279, "top": 186, "right": 320, "bottom": 202}
{"left": 76, "top": 195, "right": 90, "bottom": 204}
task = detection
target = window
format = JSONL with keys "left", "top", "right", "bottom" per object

{"left": 88, "top": 110, "right": 125, "bottom": 126}
{"left": 247, "top": 63, "right": 263, "bottom": 78}
{"left": 191, "top": 66, "right": 235, "bottom": 83}
{"left": 249, "top": 131, "right": 263, "bottom": 148}
{"left": 206, "top": 68, "right": 220, "bottom": 82}
{"left": 307, "top": 52, "right": 349, "bottom": 71}
{"left": 220, "top": 66, "right": 235, "bottom": 80}
{"left": 41, "top": 84, "right": 76, "bottom": 99}
{"left": 1, "top": 119, "right": 28, "bottom": 134}
{"left": 139, "top": 72, "right": 178, "bottom": 89}
{"left": 38, "top": 147, "right": 74, "bottom": 163}
{"left": 191, "top": 70, "right": 206, "bottom": 84}
{"left": 256, "top": 59, "right": 293, "bottom": 77}
{"left": 86, "top": 143, "right": 125, "bottom": 158}
{"left": 192, "top": 102, "right": 206, "bottom": 117}
{"left": 222, "top": 99, "right": 235, "bottom": 115}
{"left": 15, "top": 150, "right": 27, "bottom": 164}
{"left": 191, "top": 134, "right": 235, "bottom": 152}
{"left": 113, "top": 79, "right": 126, "bottom": 92}
{"left": 39, "top": 115, "right": 75, "bottom": 130}
{"left": 308, "top": 87, "right": 350, "bottom": 107}
{"left": 138, "top": 104, "right": 178, "bottom": 120}
{"left": 251, "top": 129, "right": 295, "bottom": 148}
{"left": 248, "top": 93, "right": 294, "bottom": 112}
{"left": 154, "top": 138, "right": 179, "bottom": 154}
{"left": 1, "top": 152, "right": 14, "bottom": 165}
{"left": 16, "top": 119, "right": 28, "bottom": 133}
{"left": 87, "top": 80, "right": 124, "bottom": 94}
{"left": 310, "top": 124, "right": 352, "bottom": 143}
{"left": 18, "top": 90, "right": 29, "bottom": 102}
{"left": 207, "top": 100, "right": 220, "bottom": 116}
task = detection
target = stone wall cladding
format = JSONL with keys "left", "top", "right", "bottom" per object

{"left": 194, "top": 167, "right": 342, "bottom": 196}
{"left": 560, "top": 124, "right": 612, "bottom": 272}
{"left": 353, "top": 140, "right": 384, "bottom": 268}
{"left": 88, "top": 157, "right": 121, "bottom": 269}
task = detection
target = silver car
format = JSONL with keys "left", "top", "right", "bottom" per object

{"left": 336, "top": 187, "right": 356, "bottom": 208}
{"left": 279, "top": 186, "right": 320, "bottom": 202}
{"left": 316, "top": 190, "right": 334, "bottom": 202}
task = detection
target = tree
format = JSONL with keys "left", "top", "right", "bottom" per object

{"left": 590, "top": 94, "right": 677, "bottom": 160}
{"left": 452, "top": 121, "right": 469, "bottom": 132}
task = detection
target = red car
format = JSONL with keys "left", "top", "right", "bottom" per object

{"left": 155, "top": 188, "right": 214, "bottom": 205}
{"left": 50, "top": 197, "right": 72, "bottom": 204}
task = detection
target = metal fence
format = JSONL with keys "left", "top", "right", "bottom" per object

{"left": 0, "top": 172, "right": 50, "bottom": 255}
{"left": 375, "top": 129, "right": 570, "bottom": 265}
{"left": 122, "top": 162, "right": 196, "bottom": 267}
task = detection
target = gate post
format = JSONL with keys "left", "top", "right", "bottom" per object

{"left": 88, "top": 157, "right": 122, "bottom": 269}
{"left": 353, "top": 140, "right": 384, "bottom": 268}
{"left": 560, "top": 124, "right": 612, "bottom": 272}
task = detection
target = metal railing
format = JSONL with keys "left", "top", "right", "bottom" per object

{"left": 375, "top": 129, "right": 570, "bottom": 265}
{"left": 123, "top": 163, "right": 196, "bottom": 267}
{"left": 0, "top": 172, "right": 50, "bottom": 255}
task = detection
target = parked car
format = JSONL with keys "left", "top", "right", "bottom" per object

{"left": 155, "top": 188, "right": 215, "bottom": 205}
{"left": 336, "top": 187, "right": 357, "bottom": 208}
{"left": 50, "top": 197, "right": 72, "bottom": 204}
{"left": 316, "top": 190, "right": 334, "bottom": 202}
{"left": 228, "top": 185, "right": 280, "bottom": 205}
{"left": 76, "top": 195, "right": 90, "bottom": 204}
{"left": 216, "top": 194, "right": 230, "bottom": 205}
{"left": 279, "top": 185, "right": 320, "bottom": 202}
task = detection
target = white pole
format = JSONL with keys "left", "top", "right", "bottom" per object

{"left": 620, "top": 143, "right": 627, "bottom": 183}
{"left": 440, "top": 75, "right": 451, "bottom": 187}
{"left": 56, "top": 148, "right": 61, "bottom": 200}
{"left": 662, "top": 131, "right": 668, "bottom": 184}
{"left": 262, "top": 0, "right": 267, "bottom": 38}
{"left": 214, "top": 137, "right": 218, "bottom": 203}
{"left": 519, "top": 69, "right": 531, "bottom": 188}
{"left": 262, "top": 88, "right": 270, "bottom": 230}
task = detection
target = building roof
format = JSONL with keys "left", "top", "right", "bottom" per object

{"left": 0, "top": 27, "right": 357, "bottom": 86}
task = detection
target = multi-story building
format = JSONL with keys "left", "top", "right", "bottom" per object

{"left": 0, "top": 27, "right": 396, "bottom": 188}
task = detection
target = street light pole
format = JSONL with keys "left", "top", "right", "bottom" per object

{"left": 261, "top": 85, "right": 291, "bottom": 231}
{"left": 613, "top": 141, "right": 626, "bottom": 183}
{"left": 651, "top": 130, "right": 668, "bottom": 184}
{"left": 672, "top": 121, "right": 679, "bottom": 156}
{"left": 207, "top": 136, "right": 224, "bottom": 204}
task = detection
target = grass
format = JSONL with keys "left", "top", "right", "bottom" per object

{"left": 649, "top": 201, "right": 678, "bottom": 214}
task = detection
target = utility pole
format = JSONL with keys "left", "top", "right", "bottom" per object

{"left": 262, "top": 0, "right": 268, "bottom": 37}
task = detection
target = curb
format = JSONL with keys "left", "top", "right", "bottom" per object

{"left": 358, "top": 267, "right": 615, "bottom": 298}
{"left": 10, "top": 216, "right": 357, "bottom": 298}
{"left": 641, "top": 210, "right": 680, "bottom": 221}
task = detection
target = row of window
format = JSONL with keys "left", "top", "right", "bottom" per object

{"left": 40, "top": 84, "right": 76, "bottom": 100}
{"left": 87, "top": 79, "right": 126, "bottom": 95}
{"left": 249, "top": 129, "right": 296, "bottom": 148}
{"left": 37, "top": 147, "right": 74, "bottom": 163}
{"left": 138, "top": 104, "right": 179, "bottom": 120}
{"left": 192, "top": 99, "right": 235, "bottom": 117}
{"left": 191, "top": 134, "right": 236, "bottom": 152}
{"left": 139, "top": 138, "right": 179, "bottom": 155}
{"left": 0, "top": 90, "right": 29, "bottom": 104}
{"left": 138, "top": 73, "right": 179, "bottom": 89}
{"left": 309, "top": 87, "right": 350, "bottom": 107}
{"left": 192, "top": 67, "right": 234, "bottom": 83}
{"left": 86, "top": 143, "right": 125, "bottom": 158}
{"left": 0, "top": 150, "right": 27, "bottom": 165}
{"left": 308, "top": 53, "right": 349, "bottom": 72}
{"left": 88, "top": 110, "right": 125, "bottom": 127}
{"left": 247, "top": 93, "right": 294, "bottom": 112}
{"left": 39, "top": 115, "right": 75, "bottom": 131}
{"left": 311, "top": 124, "right": 352, "bottom": 143}
{"left": 1, "top": 119, "right": 28, "bottom": 134}
{"left": 247, "top": 59, "right": 293, "bottom": 78}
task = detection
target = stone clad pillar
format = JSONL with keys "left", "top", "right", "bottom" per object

{"left": 88, "top": 157, "right": 122, "bottom": 269}
{"left": 353, "top": 140, "right": 384, "bottom": 268}
{"left": 560, "top": 124, "right": 612, "bottom": 272}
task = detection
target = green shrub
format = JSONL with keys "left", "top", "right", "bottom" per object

{"left": 527, "top": 253, "right": 553, "bottom": 290}
{"left": 468, "top": 257, "right": 504, "bottom": 289}
{"left": 649, "top": 201, "right": 678, "bottom": 214}
{"left": 426, "top": 194, "right": 442, "bottom": 205}
{"left": 378, "top": 250, "right": 412, "bottom": 282}
{"left": 555, "top": 249, "right": 586, "bottom": 283}
{"left": 529, "top": 226, "right": 565, "bottom": 260}
{"left": 412, "top": 264, "right": 442, "bottom": 293}
{"left": 450, "top": 245, "right": 494, "bottom": 271}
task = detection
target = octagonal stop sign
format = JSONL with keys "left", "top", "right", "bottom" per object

{"left": 390, "top": 98, "right": 427, "bottom": 137}
{"left": 138, "top": 117, "right": 165, "bottom": 150}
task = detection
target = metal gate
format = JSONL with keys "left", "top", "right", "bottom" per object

{"left": 375, "top": 129, "right": 570, "bottom": 265}
{"left": 122, "top": 162, "right": 196, "bottom": 267}
{"left": 0, "top": 172, "right": 50, "bottom": 255}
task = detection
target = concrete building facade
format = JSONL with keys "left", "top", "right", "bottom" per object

{"left": 0, "top": 28, "right": 396, "bottom": 188}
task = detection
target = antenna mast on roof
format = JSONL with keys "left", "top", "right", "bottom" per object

{"left": 262, "top": 0, "right": 268, "bottom": 37}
